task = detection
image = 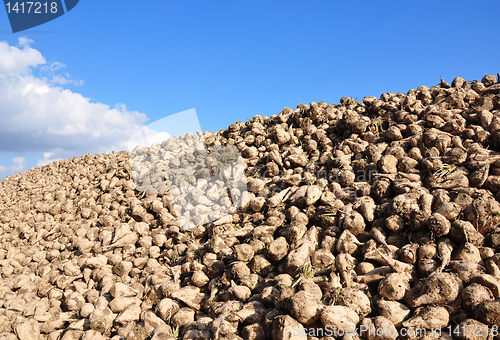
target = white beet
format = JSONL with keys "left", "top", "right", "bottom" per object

{"left": 0, "top": 75, "right": 499, "bottom": 339}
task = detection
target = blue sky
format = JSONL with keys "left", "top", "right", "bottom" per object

{"left": 0, "top": 0, "right": 499, "bottom": 178}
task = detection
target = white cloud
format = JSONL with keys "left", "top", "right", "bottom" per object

{"left": 0, "top": 38, "right": 178, "bottom": 175}
{"left": 127, "top": 126, "right": 171, "bottom": 151}
{"left": 36, "top": 152, "right": 62, "bottom": 167}
{"left": 0, "top": 37, "right": 172, "bottom": 169}
{"left": 0, "top": 38, "right": 45, "bottom": 76}
{"left": 40, "top": 62, "right": 83, "bottom": 85}
{"left": 50, "top": 74, "right": 84, "bottom": 86}
{"left": 41, "top": 61, "right": 65, "bottom": 72}
{"left": 0, "top": 157, "right": 27, "bottom": 175}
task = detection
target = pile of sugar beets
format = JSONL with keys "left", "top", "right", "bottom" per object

{"left": 1, "top": 74, "right": 500, "bottom": 340}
